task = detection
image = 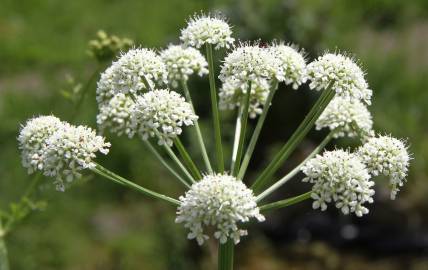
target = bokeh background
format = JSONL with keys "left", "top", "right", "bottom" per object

{"left": 1, "top": 0, "right": 428, "bottom": 269}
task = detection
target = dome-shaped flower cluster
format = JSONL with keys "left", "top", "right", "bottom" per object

{"left": 18, "top": 116, "right": 111, "bottom": 191}
{"left": 18, "top": 115, "right": 63, "bottom": 174}
{"left": 357, "top": 135, "right": 410, "bottom": 199}
{"left": 97, "top": 93, "right": 136, "bottom": 138}
{"left": 131, "top": 89, "right": 198, "bottom": 146}
{"left": 316, "top": 96, "right": 373, "bottom": 139}
{"left": 180, "top": 14, "right": 234, "bottom": 49}
{"left": 269, "top": 43, "right": 307, "bottom": 89}
{"left": 160, "top": 45, "right": 208, "bottom": 88}
{"left": 307, "top": 53, "right": 372, "bottom": 104}
{"left": 301, "top": 150, "right": 375, "bottom": 217}
{"left": 219, "top": 79, "right": 270, "bottom": 118}
{"left": 96, "top": 48, "right": 167, "bottom": 105}
{"left": 175, "top": 174, "right": 265, "bottom": 245}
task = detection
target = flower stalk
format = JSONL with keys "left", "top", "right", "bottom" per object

{"left": 205, "top": 44, "right": 224, "bottom": 172}
{"left": 218, "top": 240, "right": 234, "bottom": 270}
{"left": 174, "top": 137, "right": 202, "bottom": 180}
{"left": 91, "top": 163, "right": 180, "bottom": 205}
{"left": 256, "top": 131, "right": 333, "bottom": 202}
{"left": 162, "top": 143, "right": 196, "bottom": 184}
{"left": 260, "top": 191, "right": 312, "bottom": 212}
{"left": 180, "top": 80, "right": 213, "bottom": 173}
{"left": 251, "top": 85, "right": 335, "bottom": 193}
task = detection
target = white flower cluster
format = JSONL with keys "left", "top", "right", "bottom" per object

{"left": 176, "top": 174, "right": 265, "bottom": 245}
{"left": 219, "top": 44, "right": 285, "bottom": 117}
{"left": 357, "top": 135, "right": 410, "bottom": 199}
{"left": 18, "top": 115, "right": 63, "bottom": 174}
{"left": 180, "top": 14, "right": 235, "bottom": 49}
{"left": 269, "top": 43, "right": 307, "bottom": 89}
{"left": 316, "top": 96, "right": 373, "bottom": 139}
{"left": 302, "top": 150, "right": 375, "bottom": 217}
{"left": 96, "top": 48, "right": 167, "bottom": 104}
{"left": 160, "top": 45, "right": 208, "bottom": 88}
{"left": 131, "top": 89, "right": 198, "bottom": 146}
{"left": 18, "top": 116, "right": 110, "bottom": 191}
{"left": 219, "top": 79, "right": 271, "bottom": 118}
{"left": 97, "top": 93, "right": 136, "bottom": 138}
{"left": 307, "top": 53, "right": 372, "bottom": 104}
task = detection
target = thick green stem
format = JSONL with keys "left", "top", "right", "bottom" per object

{"left": 0, "top": 220, "right": 9, "bottom": 270}
{"left": 91, "top": 163, "right": 180, "bottom": 206}
{"left": 218, "top": 240, "right": 234, "bottom": 270}
{"left": 237, "top": 81, "right": 278, "bottom": 180}
{"left": 174, "top": 138, "right": 202, "bottom": 180}
{"left": 232, "top": 82, "right": 252, "bottom": 176}
{"left": 260, "top": 191, "right": 312, "bottom": 212}
{"left": 163, "top": 144, "right": 195, "bottom": 184}
{"left": 205, "top": 44, "right": 224, "bottom": 172}
{"left": 143, "top": 140, "right": 189, "bottom": 188}
{"left": 251, "top": 86, "right": 335, "bottom": 193}
{"left": 256, "top": 132, "right": 333, "bottom": 202}
{"left": 180, "top": 80, "right": 213, "bottom": 173}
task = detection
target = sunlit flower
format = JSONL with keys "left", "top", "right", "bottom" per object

{"left": 160, "top": 45, "right": 208, "bottom": 88}
{"left": 96, "top": 48, "right": 167, "bottom": 104}
{"left": 97, "top": 93, "right": 136, "bottom": 138}
{"left": 131, "top": 89, "right": 198, "bottom": 146}
{"left": 43, "top": 123, "right": 111, "bottom": 191}
{"left": 269, "top": 43, "right": 307, "bottom": 89}
{"left": 176, "top": 174, "right": 265, "bottom": 245}
{"left": 18, "top": 115, "right": 63, "bottom": 174}
{"left": 307, "top": 53, "right": 372, "bottom": 104}
{"left": 180, "top": 14, "right": 234, "bottom": 49}
{"left": 316, "top": 96, "right": 373, "bottom": 139}
{"left": 357, "top": 135, "right": 410, "bottom": 199}
{"left": 302, "top": 149, "right": 375, "bottom": 217}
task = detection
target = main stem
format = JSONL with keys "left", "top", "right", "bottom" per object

{"left": 218, "top": 240, "right": 234, "bottom": 270}
{"left": 0, "top": 220, "right": 9, "bottom": 270}
{"left": 180, "top": 80, "right": 213, "bottom": 173}
{"left": 251, "top": 86, "right": 335, "bottom": 193}
{"left": 205, "top": 44, "right": 224, "bottom": 172}
{"left": 237, "top": 81, "right": 278, "bottom": 180}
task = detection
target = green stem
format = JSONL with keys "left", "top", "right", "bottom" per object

{"left": 218, "top": 240, "right": 234, "bottom": 270}
{"left": 71, "top": 65, "right": 102, "bottom": 121}
{"left": 230, "top": 109, "right": 242, "bottom": 172}
{"left": 174, "top": 138, "right": 202, "bottom": 180}
{"left": 143, "top": 140, "right": 189, "bottom": 188}
{"left": 0, "top": 220, "right": 9, "bottom": 270}
{"left": 205, "top": 44, "right": 224, "bottom": 172}
{"left": 260, "top": 191, "right": 312, "bottom": 212}
{"left": 232, "top": 82, "right": 252, "bottom": 176}
{"left": 251, "top": 86, "right": 335, "bottom": 193}
{"left": 91, "top": 163, "right": 180, "bottom": 205}
{"left": 142, "top": 75, "right": 154, "bottom": 91}
{"left": 256, "top": 132, "right": 333, "bottom": 202}
{"left": 163, "top": 144, "right": 196, "bottom": 184}
{"left": 180, "top": 80, "right": 213, "bottom": 173}
{"left": 237, "top": 81, "right": 278, "bottom": 180}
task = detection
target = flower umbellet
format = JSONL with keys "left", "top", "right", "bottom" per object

{"left": 17, "top": 13, "right": 412, "bottom": 270}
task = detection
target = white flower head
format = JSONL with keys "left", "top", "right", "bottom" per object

{"left": 302, "top": 149, "right": 375, "bottom": 217}
{"left": 219, "top": 43, "right": 285, "bottom": 86}
{"left": 219, "top": 78, "right": 271, "bottom": 119}
{"left": 316, "top": 96, "right": 373, "bottom": 139}
{"left": 160, "top": 44, "right": 208, "bottom": 88}
{"left": 96, "top": 48, "right": 167, "bottom": 104}
{"left": 269, "top": 43, "right": 307, "bottom": 89}
{"left": 357, "top": 135, "right": 410, "bottom": 199}
{"left": 42, "top": 123, "right": 111, "bottom": 191}
{"left": 131, "top": 89, "right": 198, "bottom": 146}
{"left": 18, "top": 115, "right": 64, "bottom": 174}
{"left": 307, "top": 53, "right": 372, "bottom": 104}
{"left": 180, "top": 13, "right": 235, "bottom": 49}
{"left": 176, "top": 174, "right": 265, "bottom": 245}
{"left": 97, "top": 93, "right": 136, "bottom": 138}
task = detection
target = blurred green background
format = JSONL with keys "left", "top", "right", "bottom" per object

{"left": 1, "top": 0, "right": 428, "bottom": 269}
